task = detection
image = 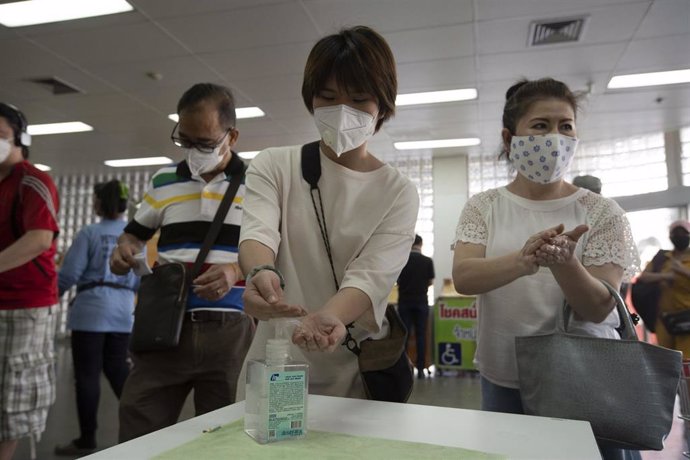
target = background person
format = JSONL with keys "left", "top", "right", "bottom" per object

{"left": 237, "top": 26, "right": 419, "bottom": 399}
{"left": 638, "top": 220, "right": 690, "bottom": 354}
{"left": 54, "top": 180, "right": 138, "bottom": 456}
{"left": 397, "top": 234, "right": 435, "bottom": 379}
{"left": 0, "top": 102, "right": 59, "bottom": 460}
{"left": 451, "top": 78, "right": 639, "bottom": 460}
{"left": 110, "top": 83, "right": 254, "bottom": 442}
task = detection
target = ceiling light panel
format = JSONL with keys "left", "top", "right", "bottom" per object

{"left": 0, "top": 0, "right": 134, "bottom": 27}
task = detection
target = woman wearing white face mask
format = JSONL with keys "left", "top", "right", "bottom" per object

{"left": 236, "top": 26, "right": 419, "bottom": 399}
{"left": 452, "top": 79, "right": 640, "bottom": 459}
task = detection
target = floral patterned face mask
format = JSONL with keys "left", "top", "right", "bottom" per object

{"left": 509, "top": 133, "right": 578, "bottom": 184}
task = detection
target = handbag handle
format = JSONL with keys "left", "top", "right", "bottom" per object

{"left": 563, "top": 279, "right": 637, "bottom": 340}
{"left": 189, "top": 168, "right": 244, "bottom": 280}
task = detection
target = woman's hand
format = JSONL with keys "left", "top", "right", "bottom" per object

{"left": 242, "top": 269, "right": 307, "bottom": 320}
{"left": 535, "top": 224, "right": 589, "bottom": 267}
{"left": 518, "top": 224, "right": 566, "bottom": 274}
{"left": 292, "top": 312, "right": 347, "bottom": 353}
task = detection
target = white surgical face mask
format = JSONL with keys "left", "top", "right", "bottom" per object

{"left": 184, "top": 145, "right": 225, "bottom": 176}
{"left": 313, "top": 104, "right": 377, "bottom": 156}
{"left": 0, "top": 139, "right": 11, "bottom": 164}
{"left": 509, "top": 133, "right": 578, "bottom": 184}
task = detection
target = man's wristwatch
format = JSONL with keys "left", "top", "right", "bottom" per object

{"left": 246, "top": 264, "right": 285, "bottom": 289}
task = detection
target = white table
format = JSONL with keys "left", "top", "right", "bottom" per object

{"left": 84, "top": 395, "right": 600, "bottom": 459}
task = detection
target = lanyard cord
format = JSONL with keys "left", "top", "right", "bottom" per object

{"left": 308, "top": 183, "right": 360, "bottom": 354}
{"left": 309, "top": 185, "right": 339, "bottom": 291}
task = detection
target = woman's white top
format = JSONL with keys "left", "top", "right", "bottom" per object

{"left": 454, "top": 186, "right": 639, "bottom": 388}
{"left": 238, "top": 144, "right": 419, "bottom": 398}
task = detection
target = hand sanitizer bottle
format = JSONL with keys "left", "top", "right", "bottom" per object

{"left": 244, "top": 320, "right": 308, "bottom": 444}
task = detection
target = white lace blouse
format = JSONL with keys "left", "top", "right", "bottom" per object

{"left": 454, "top": 186, "right": 639, "bottom": 388}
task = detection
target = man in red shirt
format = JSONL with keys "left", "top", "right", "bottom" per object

{"left": 0, "top": 103, "right": 59, "bottom": 460}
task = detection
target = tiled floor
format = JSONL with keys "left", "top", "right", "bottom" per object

{"left": 12, "top": 341, "right": 687, "bottom": 459}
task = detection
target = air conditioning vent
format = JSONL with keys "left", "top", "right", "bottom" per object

{"left": 529, "top": 16, "right": 588, "bottom": 46}
{"left": 29, "top": 76, "right": 83, "bottom": 95}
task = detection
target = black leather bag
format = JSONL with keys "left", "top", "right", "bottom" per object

{"left": 130, "top": 262, "right": 189, "bottom": 351}
{"left": 354, "top": 305, "right": 414, "bottom": 402}
{"left": 301, "top": 141, "right": 414, "bottom": 402}
{"left": 129, "top": 169, "right": 243, "bottom": 352}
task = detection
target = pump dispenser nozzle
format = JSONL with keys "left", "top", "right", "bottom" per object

{"left": 266, "top": 319, "right": 301, "bottom": 365}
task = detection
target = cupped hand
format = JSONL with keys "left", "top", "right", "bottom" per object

{"left": 535, "top": 224, "right": 589, "bottom": 267}
{"left": 518, "top": 224, "right": 565, "bottom": 275}
{"left": 242, "top": 269, "right": 307, "bottom": 320}
{"left": 292, "top": 312, "right": 347, "bottom": 353}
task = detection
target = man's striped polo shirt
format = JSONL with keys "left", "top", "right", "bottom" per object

{"left": 124, "top": 154, "right": 246, "bottom": 312}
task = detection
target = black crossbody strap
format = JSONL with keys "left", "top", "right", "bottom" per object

{"left": 190, "top": 168, "right": 245, "bottom": 280}
{"left": 300, "top": 142, "right": 361, "bottom": 355}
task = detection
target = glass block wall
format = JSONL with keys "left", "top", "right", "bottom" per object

{"left": 53, "top": 169, "right": 154, "bottom": 335}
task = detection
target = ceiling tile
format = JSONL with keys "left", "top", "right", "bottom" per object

{"left": 386, "top": 23, "right": 475, "bottom": 64}
{"left": 155, "top": 3, "right": 319, "bottom": 54}
{"left": 301, "top": 0, "right": 474, "bottom": 33}
{"left": 635, "top": 0, "right": 690, "bottom": 39}
{"left": 31, "top": 23, "right": 187, "bottom": 65}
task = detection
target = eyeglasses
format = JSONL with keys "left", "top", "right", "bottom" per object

{"left": 170, "top": 123, "right": 232, "bottom": 154}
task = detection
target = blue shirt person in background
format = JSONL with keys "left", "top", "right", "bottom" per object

{"left": 54, "top": 180, "right": 138, "bottom": 457}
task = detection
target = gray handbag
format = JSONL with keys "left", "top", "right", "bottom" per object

{"left": 515, "top": 280, "right": 682, "bottom": 451}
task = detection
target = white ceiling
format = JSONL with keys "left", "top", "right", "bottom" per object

{"left": 1, "top": 0, "right": 689, "bottom": 173}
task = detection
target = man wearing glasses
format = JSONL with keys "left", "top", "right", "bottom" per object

{"left": 110, "top": 83, "right": 254, "bottom": 443}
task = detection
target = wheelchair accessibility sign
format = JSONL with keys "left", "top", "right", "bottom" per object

{"left": 434, "top": 296, "right": 477, "bottom": 370}
{"left": 438, "top": 343, "right": 462, "bottom": 366}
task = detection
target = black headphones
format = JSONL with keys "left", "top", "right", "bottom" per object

{"left": 0, "top": 103, "right": 31, "bottom": 147}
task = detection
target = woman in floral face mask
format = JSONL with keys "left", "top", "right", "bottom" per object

{"left": 451, "top": 78, "right": 640, "bottom": 460}
{"left": 236, "top": 26, "right": 419, "bottom": 399}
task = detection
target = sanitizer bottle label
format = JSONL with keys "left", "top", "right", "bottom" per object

{"left": 267, "top": 370, "right": 306, "bottom": 441}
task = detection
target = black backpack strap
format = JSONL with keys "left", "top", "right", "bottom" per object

{"left": 190, "top": 167, "right": 245, "bottom": 280}
{"left": 301, "top": 141, "right": 322, "bottom": 189}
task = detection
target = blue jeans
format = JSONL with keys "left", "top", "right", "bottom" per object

{"left": 480, "top": 376, "right": 524, "bottom": 413}
{"left": 480, "top": 376, "right": 641, "bottom": 460}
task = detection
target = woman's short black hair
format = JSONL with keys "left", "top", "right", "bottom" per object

{"left": 301, "top": 26, "right": 397, "bottom": 132}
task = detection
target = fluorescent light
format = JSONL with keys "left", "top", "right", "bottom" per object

{"left": 236, "top": 107, "right": 265, "bottom": 119}
{"left": 105, "top": 157, "right": 172, "bottom": 168}
{"left": 0, "top": 0, "right": 133, "bottom": 27}
{"left": 168, "top": 106, "right": 265, "bottom": 123}
{"left": 608, "top": 68, "right": 690, "bottom": 89}
{"left": 34, "top": 163, "right": 51, "bottom": 171}
{"left": 394, "top": 138, "right": 481, "bottom": 150}
{"left": 27, "top": 122, "right": 93, "bottom": 136}
{"left": 238, "top": 151, "right": 260, "bottom": 160}
{"left": 396, "top": 88, "right": 478, "bottom": 106}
